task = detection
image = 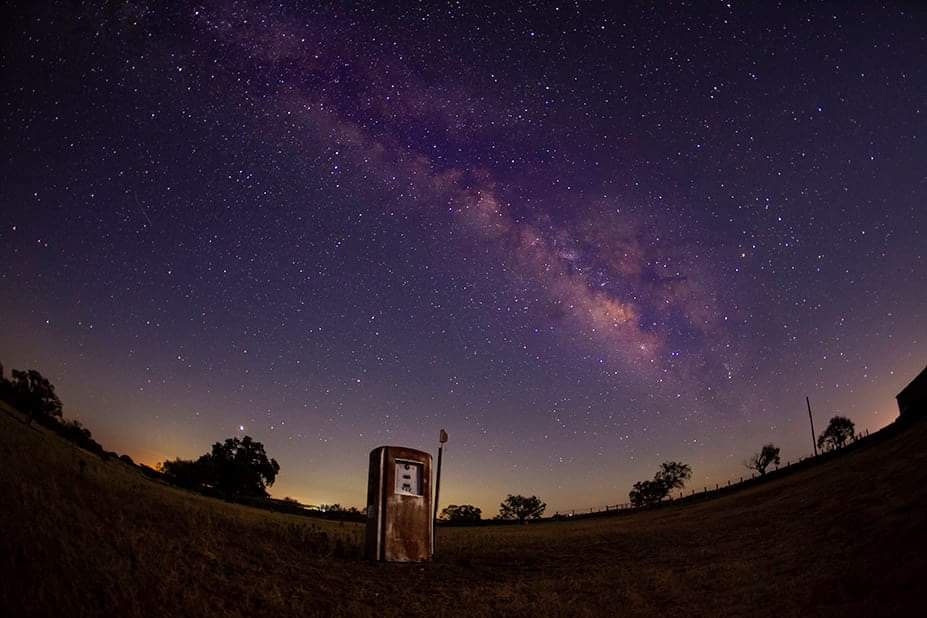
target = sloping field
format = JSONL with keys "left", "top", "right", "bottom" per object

{"left": 2, "top": 403, "right": 925, "bottom": 617}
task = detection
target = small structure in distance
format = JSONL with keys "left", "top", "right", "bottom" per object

{"left": 897, "top": 365, "right": 927, "bottom": 419}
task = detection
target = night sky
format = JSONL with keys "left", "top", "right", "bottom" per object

{"left": 2, "top": 2, "right": 924, "bottom": 513}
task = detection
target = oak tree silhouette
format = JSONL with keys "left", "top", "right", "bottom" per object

{"left": 745, "top": 444, "right": 781, "bottom": 475}
{"left": 4, "top": 368, "right": 63, "bottom": 425}
{"left": 497, "top": 495, "right": 546, "bottom": 522}
{"left": 161, "top": 436, "right": 280, "bottom": 498}
{"left": 818, "top": 416, "right": 855, "bottom": 452}
{"left": 440, "top": 504, "right": 482, "bottom": 523}
{"left": 630, "top": 461, "right": 692, "bottom": 507}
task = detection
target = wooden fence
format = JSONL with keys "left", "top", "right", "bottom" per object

{"left": 552, "top": 427, "right": 876, "bottom": 520}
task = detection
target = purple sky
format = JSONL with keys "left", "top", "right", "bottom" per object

{"left": 1, "top": 1, "right": 924, "bottom": 513}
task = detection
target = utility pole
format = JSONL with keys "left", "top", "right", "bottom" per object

{"left": 807, "top": 396, "right": 818, "bottom": 457}
{"left": 432, "top": 428, "right": 448, "bottom": 556}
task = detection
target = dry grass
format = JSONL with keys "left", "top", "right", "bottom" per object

{"left": 2, "top": 400, "right": 925, "bottom": 616}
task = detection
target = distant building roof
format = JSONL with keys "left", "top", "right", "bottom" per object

{"left": 897, "top": 365, "right": 927, "bottom": 418}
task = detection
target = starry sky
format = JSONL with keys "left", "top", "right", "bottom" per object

{"left": 1, "top": 1, "right": 925, "bottom": 514}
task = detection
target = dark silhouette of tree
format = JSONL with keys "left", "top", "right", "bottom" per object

{"left": 201, "top": 436, "right": 280, "bottom": 497}
{"left": 57, "top": 419, "right": 104, "bottom": 455}
{"left": 0, "top": 363, "right": 118, "bottom": 458}
{"left": 316, "top": 504, "right": 364, "bottom": 522}
{"left": 7, "top": 369, "right": 62, "bottom": 425}
{"left": 497, "top": 494, "right": 546, "bottom": 522}
{"left": 159, "top": 458, "right": 209, "bottom": 490}
{"left": 745, "top": 444, "right": 781, "bottom": 476}
{"left": 629, "top": 480, "right": 667, "bottom": 507}
{"left": 160, "top": 436, "right": 280, "bottom": 497}
{"left": 440, "top": 504, "right": 482, "bottom": 523}
{"left": 320, "top": 504, "right": 361, "bottom": 514}
{"left": 320, "top": 503, "right": 343, "bottom": 512}
{"left": 655, "top": 461, "right": 692, "bottom": 490}
{"left": 817, "top": 416, "right": 855, "bottom": 452}
{"left": 629, "top": 461, "right": 692, "bottom": 507}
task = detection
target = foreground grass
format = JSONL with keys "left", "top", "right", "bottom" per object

{"left": 2, "top": 402, "right": 925, "bottom": 617}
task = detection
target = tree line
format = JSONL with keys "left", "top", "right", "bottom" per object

{"left": 2, "top": 362, "right": 861, "bottom": 520}
{"left": 0, "top": 363, "right": 113, "bottom": 461}
{"left": 625, "top": 414, "right": 857, "bottom": 508}
{"left": 159, "top": 436, "right": 280, "bottom": 498}
{"left": 0, "top": 362, "right": 281, "bottom": 500}
{"left": 440, "top": 494, "right": 547, "bottom": 523}
{"left": 443, "top": 415, "right": 859, "bottom": 519}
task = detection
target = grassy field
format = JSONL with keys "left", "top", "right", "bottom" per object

{"left": 2, "top": 402, "right": 925, "bottom": 617}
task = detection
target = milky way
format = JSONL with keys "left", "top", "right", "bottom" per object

{"left": 1, "top": 2, "right": 924, "bottom": 512}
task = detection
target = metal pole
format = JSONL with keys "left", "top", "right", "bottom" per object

{"left": 807, "top": 396, "right": 818, "bottom": 457}
{"left": 432, "top": 429, "right": 447, "bottom": 556}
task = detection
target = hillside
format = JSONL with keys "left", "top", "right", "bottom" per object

{"left": 2, "top": 403, "right": 925, "bottom": 617}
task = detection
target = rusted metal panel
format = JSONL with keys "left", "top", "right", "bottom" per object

{"left": 365, "top": 446, "right": 433, "bottom": 562}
